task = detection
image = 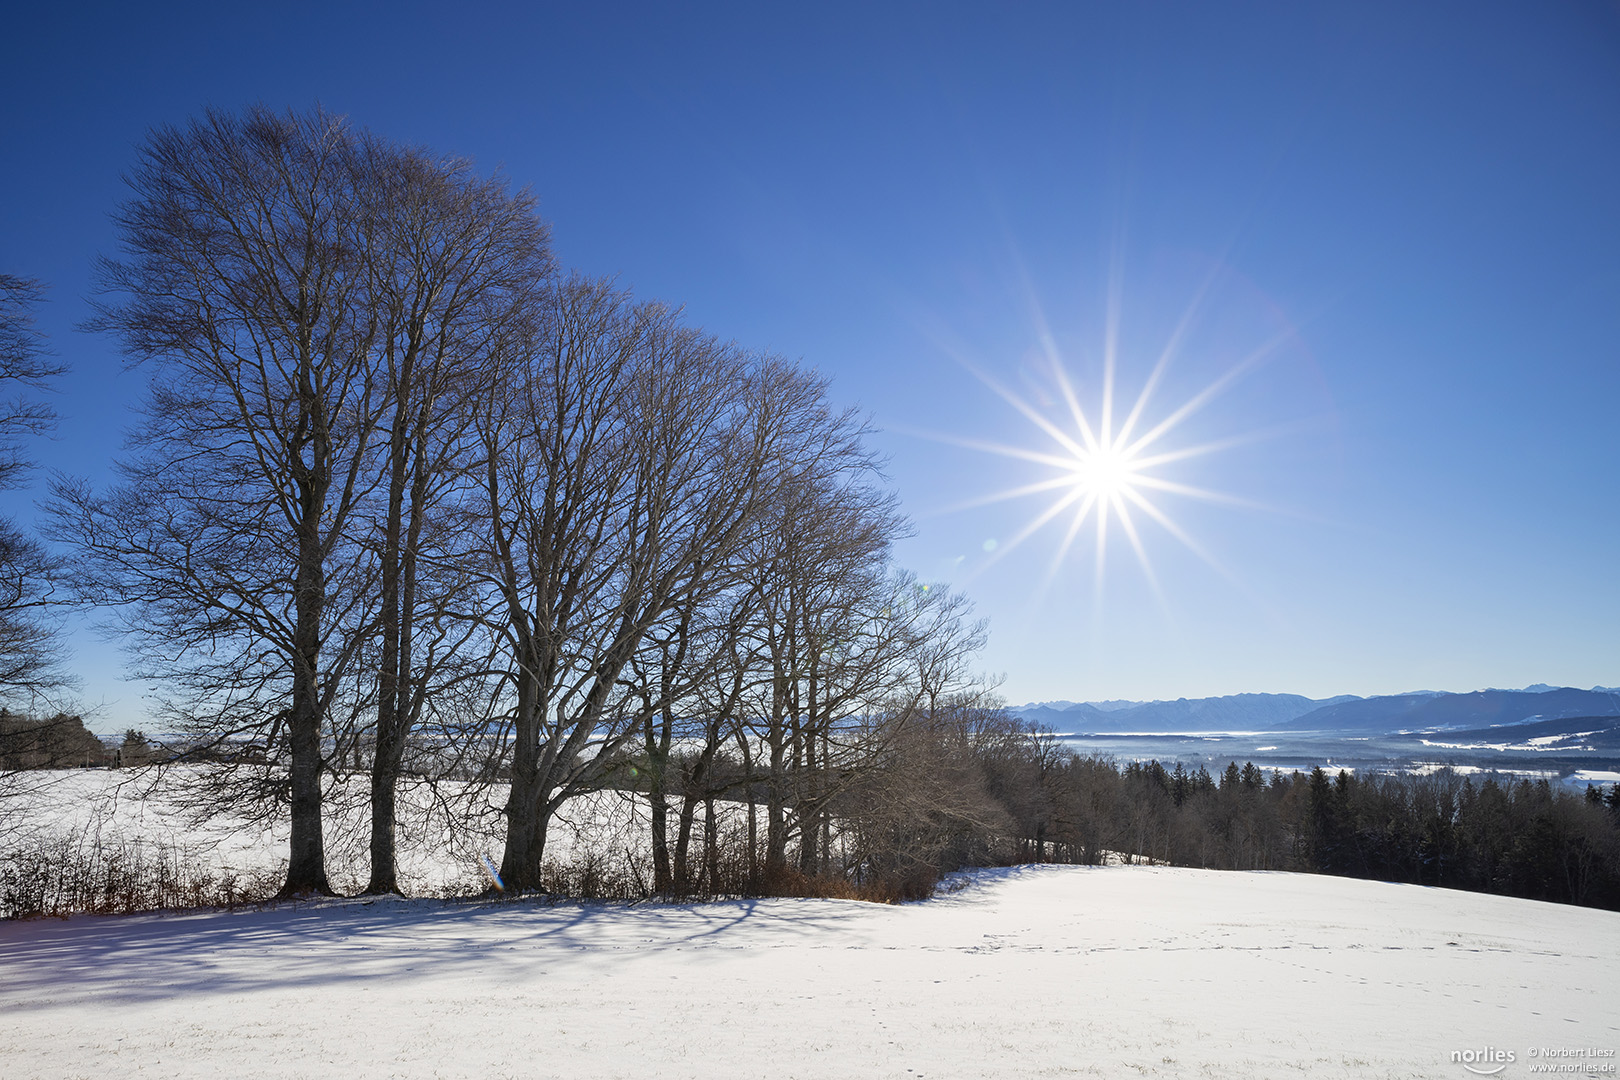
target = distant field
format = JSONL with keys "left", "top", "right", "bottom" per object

{"left": 2, "top": 864, "right": 1616, "bottom": 1079}
{"left": 0, "top": 767, "right": 667, "bottom": 901}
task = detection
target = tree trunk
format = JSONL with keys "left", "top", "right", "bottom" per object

{"left": 674, "top": 793, "right": 698, "bottom": 894}
{"left": 285, "top": 702, "right": 330, "bottom": 894}
{"left": 368, "top": 321, "right": 438, "bottom": 895}
{"left": 365, "top": 430, "right": 409, "bottom": 895}
{"left": 645, "top": 710, "right": 674, "bottom": 893}
{"left": 738, "top": 730, "right": 759, "bottom": 891}
{"left": 797, "top": 656, "right": 820, "bottom": 876}
{"left": 366, "top": 751, "right": 400, "bottom": 894}
{"left": 284, "top": 519, "right": 332, "bottom": 896}
{"left": 500, "top": 669, "right": 543, "bottom": 893}
{"left": 673, "top": 727, "right": 716, "bottom": 895}
{"left": 523, "top": 798, "right": 553, "bottom": 885}
{"left": 766, "top": 716, "right": 788, "bottom": 876}
{"left": 650, "top": 781, "right": 673, "bottom": 893}
{"left": 703, "top": 796, "right": 719, "bottom": 894}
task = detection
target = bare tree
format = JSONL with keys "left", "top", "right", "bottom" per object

{"left": 0, "top": 275, "right": 74, "bottom": 811}
{"left": 0, "top": 525, "right": 66, "bottom": 704}
{"left": 465, "top": 276, "right": 807, "bottom": 893}
{"left": 0, "top": 276, "right": 69, "bottom": 714}
{"left": 51, "top": 107, "right": 386, "bottom": 895}
{"left": 629, "top": 588, "right": 757, "bottom": 896}
{"left": 737, "top": 458, "right": 914, "bottom": 879}
{"left": 712, "top": 480, "right": 999, "bottom": 893}
{"left": 349, "top": 134, "right": 552, "bottom": 895}
{"left": 622, "top": 367, "right": 879, "bottom": 895}
{"left": 0, "top": 275, "right": 65, "bottom": 491}
{"left": 838, "top": 695, "right": 1016, "bottom": 894}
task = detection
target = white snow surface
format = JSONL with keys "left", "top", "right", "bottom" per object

{"left": 2, "top": 864, "right": 1616, "bottom": 1079}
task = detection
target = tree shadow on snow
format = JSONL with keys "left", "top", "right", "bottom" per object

{"left": 0, "top": 893, "right": 891, "bottom": 1010}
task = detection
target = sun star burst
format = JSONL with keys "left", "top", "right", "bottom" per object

{"left": 917, "top": 286, "right": 1296, "bottom": 599}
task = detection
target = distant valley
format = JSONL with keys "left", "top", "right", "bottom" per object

{"left": 1010, "top": 685, "right": 1620, "bottom": 787}
{"left": 1011, "top": 684, "right": 1620, "bottom": 735}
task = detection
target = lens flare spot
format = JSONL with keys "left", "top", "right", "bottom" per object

{"left": 479, "top": 853, "right": 505, "bottom": 893}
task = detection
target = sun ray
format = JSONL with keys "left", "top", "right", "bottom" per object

{"left": 1116, "top": 484, "right": 1238, "bottom": 585}
{"left": 1122, "top": 323, "right": 1298, "bottom": 459}
{"left": 1041, "top": 492, "right": 1099, "bottom": 589}
{"left": 955, "top": 358, "right": 1090, "bottom": 460}
{"left": 926, "top": 264, "right": 1305, "bottom": 613}
{"left": 1121, "top": 472, "right": 1294, "bottom": 627}
{"left": 1102, "top": 229, "right": 1126, "bottom": 451}
{"left": 963, "top": 482, "right": 1091, "bottom": 583}
{"left": 1111, "top": 492, "right": 1168, "bottom": 610}
{"left": 1127, "top": 475, "right": 1274, "bottom": 510}
{"left": 1114, "top": 260, "right": 1226, "bottom": 450}
{"left": 1094, "top": 487, "right": 1111, "bottom": 592}
{"left": 1049, "top": 359, "right": 1101, "bottom": 454}
{"left": 919, "top": 473, "right": 1084, "bottom": 517}
{"left": 887, "top": 424, "right": 1086, "bottom": 469}
{"left": 1101, "top": 328, "right": 1117, "bottom": 451}
{"left": 1126, "top": 417, "right": 1322, "bottom": 471}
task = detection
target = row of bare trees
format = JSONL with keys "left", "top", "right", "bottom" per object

{"left": 625, "top": 566, "right": 994, "bottom": 899}
{"left": 38, "top": 105, "right": 995, "bottom": 900}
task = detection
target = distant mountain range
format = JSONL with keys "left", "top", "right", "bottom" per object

{"left": 1010, "top": 685, "right": 1620, "bottom": 735}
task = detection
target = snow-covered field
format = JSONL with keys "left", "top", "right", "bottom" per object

{"left": 2, "top": 864, "right": 1616, "bottom": 1079}
{"left": 0, "top": 768, "right": 675, "bottom": 898}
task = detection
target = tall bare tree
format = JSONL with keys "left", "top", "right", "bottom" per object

{"left": 51, "top": 107, "right": 385, "bottom": 895}
{"left": 466, "top": 276, "right": 818, "bottom": 893}
{"left": 739, "top": 454, "right": 913, "bottom": 877}
{"left": 624, "top": 367, "right": 877, "bottom": 894}
{"left": 349, "top": 135, "right": 552, "bottom": 895}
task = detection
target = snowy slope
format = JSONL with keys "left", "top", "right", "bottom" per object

{"left": 1, "top": 864, "right": 1615, "bottom": 1079}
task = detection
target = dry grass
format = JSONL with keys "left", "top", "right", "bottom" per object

{"left": 0, "top": 826, "right": 282, "bottom": 919}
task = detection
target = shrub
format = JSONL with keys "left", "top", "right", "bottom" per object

{"left": 0, "top": 826, "right": 280, "bottom": 919}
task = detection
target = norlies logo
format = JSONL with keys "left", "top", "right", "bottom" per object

{"left": 1452, "top": 1047, "right": 1517, "bottom": 1076}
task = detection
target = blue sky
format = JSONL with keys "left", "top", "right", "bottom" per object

{"left": 3, "top": 1, "right": 1617, "bottom": 724}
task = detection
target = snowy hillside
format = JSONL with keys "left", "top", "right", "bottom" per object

{"left": 2, "top": 864, "right": 1615, "bottom": 1079}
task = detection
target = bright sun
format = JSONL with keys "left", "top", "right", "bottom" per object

{"left": 919, "top": 280, "right": 1295, "bottom": 596}
{"left": 1070, "top": 443, "right": 1138, "bottom": 500}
